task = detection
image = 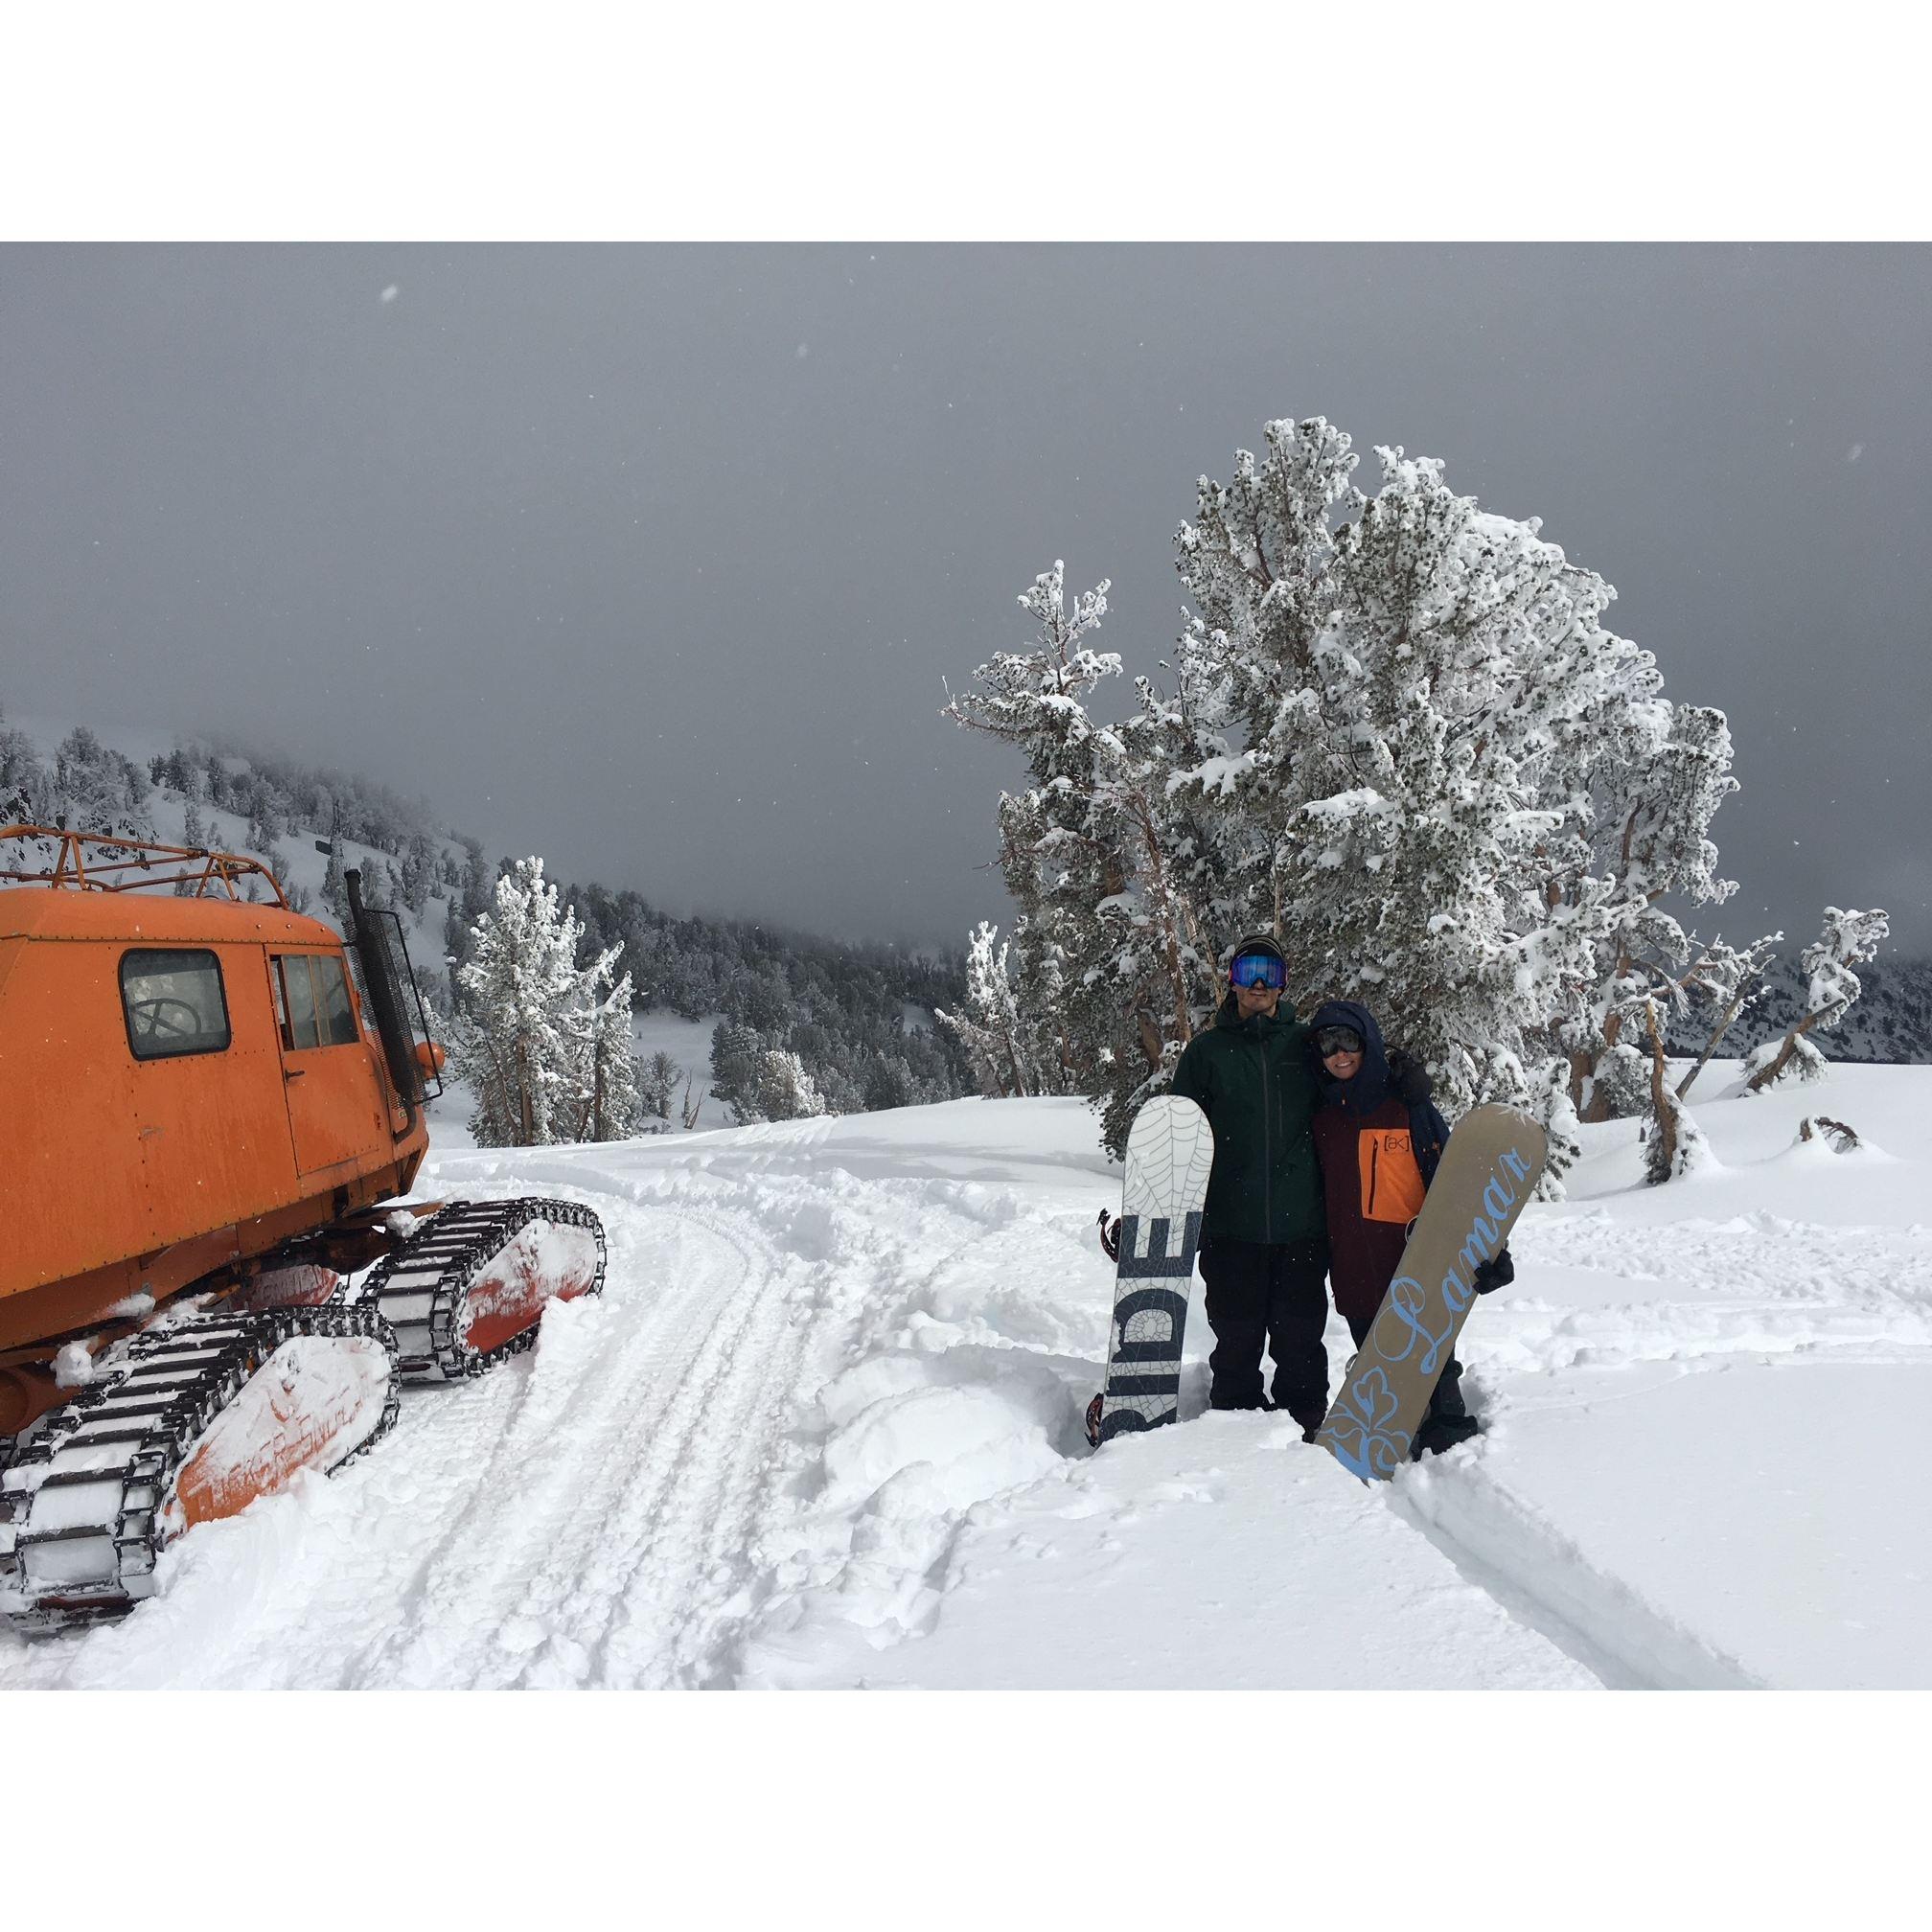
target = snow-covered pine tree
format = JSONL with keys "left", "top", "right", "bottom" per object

{"left": 400, "top": 833, "right": 438, "bottom": 916}
{"left": 0, "top": 711, "right": 61, "bottom": 875}
{"left": 0, "top": 707, "right": 51, "bottom": 823}
{"left": 641, "top": 1050, "right": 682, "bottom": 1120}
{"left": 566, "top": 958, "right": 643, "bottom": 1142}
{"left": 709, "top": 1021, "right": 767, "bottom": 1122}
{"left": 1745, "top": 907, "right": 1891, "bottom": 1093}
{"left": 320, "top": 840, "right": 350, "bottom": 928}
{"left": 1154, "top": 419, "right": 1767, "bottom": 1140}
{"left": 934, "top": 921, "right": 1036, "bottom": 1097}
{"left": 945, "top": 563, "right": 1228, "bottom": 1152}
{"left": 170, "top": 798, "right": 211, "bottom": 896}
{"left": 750, "top": 1047, "right": 827, "bottom": 1123}
{"left": 245, "top": 800, "right": 279, "bottom": 855}
{"left": 1564, "top": 705, "right": 1778, "bottom": 1120}
{"left": 1081, "top": 661, "right": 1245, "bottom": 1152}
{"left": 1170, "top": 427, "right": 1668, "bottom": 1116}
{"left": 943, "top": 564, "right": 1122, "bottom": 1116}
{"left": 1674, "top": 932, "right": 1782, "bottom": 1100}
{"left": 1529, "top": 1056, "right": 1584, "bottom": 1201}
{"left": 948, "top": 418, "right": 1782, "bottom": 1184}
{"left": 50, "top": 726, "right": 154, "bottom": 849}
{"left": 451, "top": 856, "right": 596, "bottom": 1147}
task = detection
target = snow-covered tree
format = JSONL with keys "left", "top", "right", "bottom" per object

{"left": 1528, "top": 1057, "right": 1584, "bottom": 1201}
{"left": 169, "top": 798, "right": 211, "bottom": 896}
{"left": 245, "top": 799, "right": 281, "bottom": 854}
{"left": 320, "top": 840, "right": 350, "bottom": 928}
{"left": 707, "top": 1016, "right": 832, "bottom": 1126}
{"left": 750, "top": 1047, "right": 827, "bottom": 1123}
{"left": 935, "top": 921, "right": 1038, "bottom": 1097}
{"left": 0, "top": 708, "right": 51, "bottom": 824}
{"left": 565, "top": 963, "right": 643, "bottom": 1142}
{"left": 49, "top": 726, "right": 154, "bottom": 848}
{"left": 1167, "top": 426, "right": 1712, "bottom": 1116}
{"left": 1637, "top": 999, "right": 1713, "bottom": 1184}
{"left": 451, "top": 855, "right": 639, "bottom": 1147}
{"left": 399, "top": 833, "right": 439, "bottom": 917}
{"left": 640, "top": 1051, "right": 683, "bottom": 1120}
{"left": 949, "top": 418, "right": 1774, "bottom": 1174}
{"left": 944, "top": 562, "right": 1224, "bottom": 1151}
{"left": 1745, "top": 907, "right": 1890, "bottom": 1093}
{"left": 708, "top": 1021, "right": 766, "bottom": 1121}
{"left": 1674, "top": 932, "right": 1782, "bottom": 1100}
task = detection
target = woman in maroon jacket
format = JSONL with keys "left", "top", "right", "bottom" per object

{"left": 1306, "top": 999, "right": 1510, "bottom": 1459}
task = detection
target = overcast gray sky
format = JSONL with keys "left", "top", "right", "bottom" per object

{"left": 2, "top": 244, "right": 1926, "bottom": 952}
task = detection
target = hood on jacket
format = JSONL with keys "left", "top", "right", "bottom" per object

{"left": 1309, "top": 998, "right": 1391, "bottom": 1116}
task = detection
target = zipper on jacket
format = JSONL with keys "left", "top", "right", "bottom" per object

{"left": 1368, "top": 1136, "right": 1380, "bottom": 1217}
{"left": 1259, "top": 1030, "right": 1273, "bottom": 1235}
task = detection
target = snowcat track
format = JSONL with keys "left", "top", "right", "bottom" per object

{"left": 0, "top": 1305, "right": 400, "bottom": 1634}
{"left": 357, "top": 1197, "right": 607, "bottom": 1385}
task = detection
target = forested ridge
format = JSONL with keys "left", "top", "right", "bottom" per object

{"left": 1, "top": 707, "right": 976, "bottom": 1128}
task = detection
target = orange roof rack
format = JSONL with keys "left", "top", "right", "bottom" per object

{"left": 0, "top": 822, "right": 289, "bottom": 907}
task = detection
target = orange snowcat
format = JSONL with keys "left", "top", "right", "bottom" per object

{"left": 0, "top": 825, "right": 606, "bottom": 1631}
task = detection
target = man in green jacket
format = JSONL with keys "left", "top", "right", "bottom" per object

{"left": 1168, "top": 934, "right": 1332, "bottom": 1433}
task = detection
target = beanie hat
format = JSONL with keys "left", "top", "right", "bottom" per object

{"left": 1229, "top": 933, "right": 1287, "bottom": 966}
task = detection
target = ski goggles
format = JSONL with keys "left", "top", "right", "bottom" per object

{"left": 1314, "top": 1024, "right": 1365, "bottom": 1057}
{"left": 1229, "top": 951, "right": 1287, "bottom": 991}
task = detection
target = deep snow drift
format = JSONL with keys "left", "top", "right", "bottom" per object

{"left": 5, "top": 1062, "right": 1928, "bottom": 1690}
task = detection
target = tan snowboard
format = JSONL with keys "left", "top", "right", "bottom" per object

{"left": 1315, "top": 1102, "right": 1547, "bottom": 1481}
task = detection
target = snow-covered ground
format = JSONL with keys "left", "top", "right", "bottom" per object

{"left": 5, "top": 1061, "right": 1928, "bottom": 1690}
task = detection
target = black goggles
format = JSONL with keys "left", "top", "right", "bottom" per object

{"left": 1315, "top": 1024, "right": 1365, "bottom": 1057}
{"left": 1229, "top": 952, "right": 1286, "bottom": 991}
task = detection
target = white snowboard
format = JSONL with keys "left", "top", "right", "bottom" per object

{"left": 1088, "top": 1094, "right": 1214, "bottom": 1445}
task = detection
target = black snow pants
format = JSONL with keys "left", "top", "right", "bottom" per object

{"left": 1199, "top": 1236, "right": 1331, "bottom": 1428}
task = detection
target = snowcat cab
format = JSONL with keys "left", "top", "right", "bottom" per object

{"left": 0, "top": 825, "right": 606, "bottom": 1630}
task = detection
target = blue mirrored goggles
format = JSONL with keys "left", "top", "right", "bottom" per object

{"left": 1229, "top": 952, "right": 1286, "bottom": 991}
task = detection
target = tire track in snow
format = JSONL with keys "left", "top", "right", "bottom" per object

{"left": 351, "top": 1185, "right": 812, "bottom": 1689}
{"left": 513, "top": 1194, "right": 815, "bottom": 1689}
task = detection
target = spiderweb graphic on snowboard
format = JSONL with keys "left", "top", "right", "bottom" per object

{"left": 1088, "top": 1095, "right": 1214, "bottom": 1446}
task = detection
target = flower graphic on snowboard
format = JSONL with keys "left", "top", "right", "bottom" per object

{"left": 1318, "top": 1366, "right": 1412, "bottom": 1480}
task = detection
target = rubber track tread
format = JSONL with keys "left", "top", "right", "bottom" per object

{"left": 356, "top": 1197, "right": 607, "bottom": 1385}
{"left": 0, "top": 1305, "right": 400, "bottom": 1633}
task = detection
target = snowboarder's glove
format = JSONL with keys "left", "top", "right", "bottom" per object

{"left": 1098, "top": 1210, "right": 1121, "bottom": 1263}
{"left": 1388, "top": 1049, "right": 1434, "bottom": 1108}
{"left": 1471, "top": 1246, "right": 1514, "bottom": 1295}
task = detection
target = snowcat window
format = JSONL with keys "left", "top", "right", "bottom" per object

{"left": 316, "top": 954, "right": 359, "bottom": 1045}
{"left": 280, "top": 954, "right": 319, "bottom": 1047}
{"left": 274, "top": 953, "right": 359, "bottom": 1049}
{"left": 120, "top": 949, "right": 231, "bottom": 1061}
